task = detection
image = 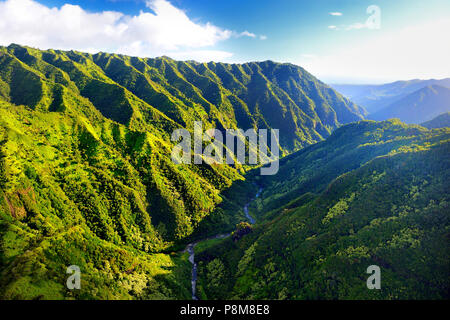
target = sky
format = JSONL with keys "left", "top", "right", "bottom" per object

{"left": 0, "top": 0, "right": 449, "bottom": 83}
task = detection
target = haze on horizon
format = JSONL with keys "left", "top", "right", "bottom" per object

{"left": 0, "top": 0, "right": 448, "bottom": 84}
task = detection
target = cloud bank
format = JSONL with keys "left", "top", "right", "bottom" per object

{"left": 300, "top": 18, "right": 450, "bottom": 83}
{"left": 0, "top": 0, "right": 260, "bottom": 61}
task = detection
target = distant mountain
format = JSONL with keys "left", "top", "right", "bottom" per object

{"left": 332, "top": 78, "right": 450, "bottom": 114}
{"left": 368, "top": 85, "right": 450, "bottom": 124}
{"left": 421, "top": 112, "right": 450, "bottom": 129}
{"left": 0, "top": 44, "right": 365, "bottom": 299}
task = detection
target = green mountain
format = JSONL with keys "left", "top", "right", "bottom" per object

{"left": 1, "top": 44, "right": 448, "bottom": 301}
{"left": 196, "top": 120, "right": 450, "bottom": 299}
{"left": 369, "top": 85, "right": 450, "bottom": 124}
{"left": 333, "top": 78, "right": 450, "bottom": 114}
{"left": 421, "top": 112, "right": 450, "bottom": 129}
{"left": 0, "top": 44, "right": 365, "bottom": 299}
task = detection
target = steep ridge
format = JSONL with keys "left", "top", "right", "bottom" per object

{"left": 0, "top": 44, "right": 365, "bottom": 299}
{"left": 333, "top": 78, "right": 450, "bottom": 114}
{"left": 196, "top": 120, "right": 450, "bottom": 299}
{"left": 2, "top": 44, "right": 365, "bottom": 150}
{"left": 0, "top": 44, "right": 367, "bottom": 243}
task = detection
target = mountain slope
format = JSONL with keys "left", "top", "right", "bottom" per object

{"left": 333, "top": 78, "right": 450, "bottom": 114}
{"left": 0, "top": 44, "right": 366, "bottom": 299}
{"left": 0, "top": 44, "right": 366, "bottom": 244}
{"left": 196, "top": 120, "right": 450, "bottom": 299}
{"left": 369, "top": 85, "right": 450, "bottom": 124}
{"left": 1, "top": 44, "right": 365, "bottom": 152}
{"left": 421, "top": 112, "right": 450, "bottom": 129}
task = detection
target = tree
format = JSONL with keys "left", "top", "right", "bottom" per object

{"left": 232, "top": 222, "right": 253, "bottom": 241}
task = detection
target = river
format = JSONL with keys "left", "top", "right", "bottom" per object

{"left": 185, "top": 186, "right": 263, "bottom": 300}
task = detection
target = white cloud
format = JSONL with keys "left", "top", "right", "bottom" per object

{"left": 329, "top": 12, "right": 343, "bottom": 16}
{"left": 238, "top": 31, "right": 256, "bottom": 38}
{"left": 260, "top": 35, "right": 268, "bottom": 40}
{"left": 298, "top": 18, "right": 450, "bottom": 82}
{"left": 0, "top": 0, "right": 253, "bottom": 60}
{"left": 345, "top": 22, "right": 367, "bottom": 30}
{"left": 328, "top": 22, "right": 370, "bottom": 32}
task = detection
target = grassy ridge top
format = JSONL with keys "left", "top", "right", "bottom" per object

{"left": 0, "top": 44, "right": 364, "bottom": 299}
{"left": 1, "top": 44, "right": 365, "bottom": 150}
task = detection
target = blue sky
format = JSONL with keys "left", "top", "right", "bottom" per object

{"left": 0, "top": 0, "right": 449, "bottom": 83}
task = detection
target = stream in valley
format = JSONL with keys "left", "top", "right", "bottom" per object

{"left": 185, "top": 187, "right": 263, "bottom": 300}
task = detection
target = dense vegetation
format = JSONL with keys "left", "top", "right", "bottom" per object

{"left": 196, "top": 120, "right": 450, "bottom": 299}
{"left": 0, "top": 44, "right": 366, "bottom": 299}
{"left": 1, "top": 44, "right": 448, "bottom": 300}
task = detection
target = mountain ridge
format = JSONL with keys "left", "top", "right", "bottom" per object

{"left": 2, "top": 44, "right": 365, "bottom": 150}
{"left": 369, "top": 84, "right": 450, "bottom": 123}
{"left": 1, "top": 44, "right": 447, "bottom": 300}
{"left": 332, "top": 78, "right": 450, "bottom": 114}
{"left": 196, "top": 119, "right": 450, "bottom": 299}
{"left": 0, "top": 44, "right": 366, "bottom": 299}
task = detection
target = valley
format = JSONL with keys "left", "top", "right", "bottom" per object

{"left": 194, "top": 120, "right": 449, "bottom": 300}
{"left": 185, "top": 186, "right": 262, "bottom": 300}
{"left": 0, "top": 44, "right": 448, "bottom": 300}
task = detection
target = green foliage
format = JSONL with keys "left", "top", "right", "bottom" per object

{"left": 1, "top": 44, "right": 447, "bottom": 300}
{"left": 232, "top": 222, "right": 253, "bottom": 241}
{"left": 1, "top": 43, "right": 360, "bottom": 299}
{"left": 196, "top": 121, "right": 450, "bottom": 300}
